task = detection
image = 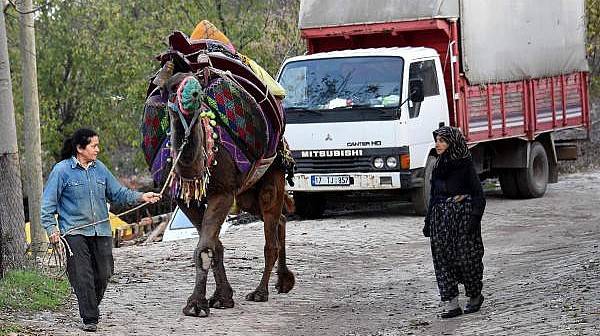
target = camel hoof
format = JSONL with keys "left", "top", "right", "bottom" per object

{"left": 183, "top": 297, "right": 210, "bottom": 317}
{"left": 209, "top": 295, "right": 235, "bottom": 309}
{"left": 276, "top": 270, "right": 295, "bottom": 294}
{"left": 245, "top": 289, "right": 269, "bottom": 302}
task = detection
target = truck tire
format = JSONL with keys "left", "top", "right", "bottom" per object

{"left": 293, "top": 192, "right": 326, "bottom": 219}
{"left": 499, "top": 169, "right": 520, "bottom": 198}
{"left": 411, "top": 155, "right": 436, "bottom": 216}
{"left": 516, "top": 141, "right": 549, "bottom": 198}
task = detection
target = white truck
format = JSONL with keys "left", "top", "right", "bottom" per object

{"left": 278, "top": 0, "right": 590, "bottom": 218}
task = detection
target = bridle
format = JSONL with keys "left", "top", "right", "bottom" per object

{"left": 167, "top": 75, "right": 216, "bottom": 204}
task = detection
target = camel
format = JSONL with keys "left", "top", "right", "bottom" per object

{"left": 143, "top": 32, "right": 295, "bottom": 318}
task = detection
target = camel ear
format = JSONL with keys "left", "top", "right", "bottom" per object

{"left": 165, "top": 72, "right": 193, "bottom": 94}
{"left": 153, "top": 61, "right": 175, "bottom": 89}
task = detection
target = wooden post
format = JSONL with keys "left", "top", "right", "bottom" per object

{"left": 0, "top": 6, "right": 27, "bottom": 278}
{"left": 18, "top": 0, "right": 46, "bottom": 252}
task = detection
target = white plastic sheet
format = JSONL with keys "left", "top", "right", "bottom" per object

{"left": 460, "top": 0, "right": 588, "bottom": 84}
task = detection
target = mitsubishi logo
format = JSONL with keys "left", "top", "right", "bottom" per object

{"left": 325, "top": 133, "right": 333, "bottom": 141}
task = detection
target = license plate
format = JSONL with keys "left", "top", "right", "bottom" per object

{"left": 311, "top": 175, "right": 351, "bottom": 186}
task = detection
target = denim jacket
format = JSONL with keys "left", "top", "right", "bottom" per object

{"left": 41, "top": 157, "right": 142, "bottom": 237}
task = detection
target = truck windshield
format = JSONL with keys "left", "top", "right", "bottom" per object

{"left": 279, "top": 56, "right": 403, "bottom": 122}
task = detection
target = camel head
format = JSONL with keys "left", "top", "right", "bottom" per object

{"left": 165, "top": 72, "right": 207, "bottom": 185}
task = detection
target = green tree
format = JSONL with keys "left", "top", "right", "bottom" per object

{"left": 5, "top": 0, "right": 302, "bottom": 177}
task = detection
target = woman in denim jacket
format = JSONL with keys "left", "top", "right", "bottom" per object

{"left": 41, "top": 128, "right": 161, "bottom": 332}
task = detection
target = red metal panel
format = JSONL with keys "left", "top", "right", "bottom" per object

{"left": 522, "top": 80, "right": 530, "bottom": 139}
{"left": 450, "top": 20, "right": 461, "bottom": 128}
{"left": 577, "top": 73, "right": 584, "bottom": 126}
{"left": 461, "top": 78, "right": 470, "bottom": 139}
{"left": 560, "top": 75, "right": 567, "bottom": 126}
{"left": 301, "top": 20, "right": 451, "bottom": 41}
{"left": 461, "top": 73, "right": 588, "bottom": 144}
{"left": 486, "top": 85, "right": 493, "bottom": 138}
{"left": 582, "top": 72, "right": 590, "bottom": 134}
{"left": 550, "top": 77, "right": 556, "bottom": 127}
{"left": 531, "top": 80, "right": 537, "bottom": 136}
{"left": 500, "top": 83, "right": 506, "bottom": 136}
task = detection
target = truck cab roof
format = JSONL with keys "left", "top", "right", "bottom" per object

{"left": 283, "top": 47, "right": 439, "bottom": 66}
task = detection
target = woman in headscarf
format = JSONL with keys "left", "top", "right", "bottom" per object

{"left": 422, "top": 126, "right": 486, "bottom": 318}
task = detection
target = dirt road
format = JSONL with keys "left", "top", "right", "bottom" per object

{"left": 5, "top": 171, "right": 600, "bottom": 335}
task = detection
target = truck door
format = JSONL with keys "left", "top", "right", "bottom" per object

{"left": 404, "top": 59, "right": 448, "bottom": 168}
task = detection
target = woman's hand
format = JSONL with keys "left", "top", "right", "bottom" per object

{"left": 48, "top": 231, "right": 60, "bottom": 244}
{"left": 141, "top": 192, "right": 162, "bottom": 204}
{"left": 453, "top": 195, "right": 466, "bottom": 203}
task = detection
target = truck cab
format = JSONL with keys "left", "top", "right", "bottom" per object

{"left": 279, "top": 47, "right": 448, "bottom": 217}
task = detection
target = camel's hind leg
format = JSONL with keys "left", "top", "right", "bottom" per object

{"left": 245, "top": 170, "right": 289, "bottom": 302}
{"left": 181, "top": 193, "right": 234, "bottom": 317}
{"left": 275, "top": 213, "right": 295, "bottom": 293}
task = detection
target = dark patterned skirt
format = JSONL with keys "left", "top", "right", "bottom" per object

{"left": 429, "top": 196, "right": 484, "bottom": 301}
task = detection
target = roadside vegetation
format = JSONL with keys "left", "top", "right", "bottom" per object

{"left": 0, "top": 270, "right": 70, "bottom": 335}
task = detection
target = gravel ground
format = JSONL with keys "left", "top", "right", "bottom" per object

{"left": 2, "top": 170, "right": 599, "bottom": 336}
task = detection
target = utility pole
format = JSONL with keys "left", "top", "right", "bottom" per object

{"left": 18, "top": 0, "right": 45, "bottom": 250}
{"left": 0, "top": 3, "right": 27, "bottom": 278}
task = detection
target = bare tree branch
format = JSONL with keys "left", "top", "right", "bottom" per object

{"left": 7, "top": 0, "right": 45, "bottom": 15}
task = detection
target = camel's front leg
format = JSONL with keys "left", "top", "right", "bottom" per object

{"left": 208, "top": 239, "right": 234, "bottom": 309}
{"left": 181, "top": 193, "right": 234, "bottom": 317}
{"left": 182, "top": 243, "right": 212, "bottom": 317}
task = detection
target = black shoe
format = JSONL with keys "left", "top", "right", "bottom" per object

{"left": 441, "top": 307, "right": 463, "bottom": 318}
{"left": 464, "top": 295, "right": 484, "bottom": 314}
{"left": 81, "top": 323, "right": 97, "bottom": 332}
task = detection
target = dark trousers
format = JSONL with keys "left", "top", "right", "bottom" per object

{"left": 65, "top": 235, "right": 114, "bottom": 324}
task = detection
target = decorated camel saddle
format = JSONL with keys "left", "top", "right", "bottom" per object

{"left": 141, "top": 20, "right": 290, "bottom": 196}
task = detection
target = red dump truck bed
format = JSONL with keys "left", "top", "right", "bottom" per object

{"left": 301, "top": 18, "right": 590, "bottom": 143}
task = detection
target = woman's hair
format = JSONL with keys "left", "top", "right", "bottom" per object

{"left": 60, "top": 128, "right": 98, "bottom": 161}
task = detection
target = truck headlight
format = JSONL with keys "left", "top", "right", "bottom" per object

{"left": 373, "top": 157, "right": 385, "bottom": 169}
{"left": 386, "top": 156, "right": 398, "bottom": 168}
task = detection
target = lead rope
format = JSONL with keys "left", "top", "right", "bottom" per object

{"left": 46, "top": 138, "right": 189, "bottom": 278}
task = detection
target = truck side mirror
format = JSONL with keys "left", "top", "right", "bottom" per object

{"left": 409, "top": 78, "right": 425, "bottom": 103}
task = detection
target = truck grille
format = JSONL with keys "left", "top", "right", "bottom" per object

{"left": 295, "top": 157, "right": 375, "bottom": 173}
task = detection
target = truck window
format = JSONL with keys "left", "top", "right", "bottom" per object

{"left": 278, "top": 56, "right": 404, "bottom": 123}
{"left": 408, "top": 60, "right": 439, "bottom": 118}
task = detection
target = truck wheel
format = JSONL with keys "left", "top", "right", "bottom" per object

{"left": 411, "top": 155, "right": 436, "bottom": 216}
{"left": 516, "top": 141, "right": 549, "bottom": 198}
{"left": 499, "top": 169, "right": 520, "bottom": 198}
{"left": 293, "top": 192, "right": 326, "bottom": 219}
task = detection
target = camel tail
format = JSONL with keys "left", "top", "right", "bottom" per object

{"left": 283, "top": 192, "right": 295, "bottom": 214}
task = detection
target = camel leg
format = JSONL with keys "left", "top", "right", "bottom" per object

{"left": 246, "top": 171, "right": 284, "bottom": 302}
{"left": 182, "top": 193, "right": 234, "bottom": 317}
{"left": 275, "top": 213, "right": 295, "bottom": 293}
{"left": 208, "top": 238, "right": 234, "bottom": 309}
